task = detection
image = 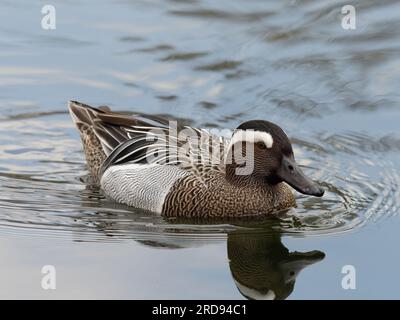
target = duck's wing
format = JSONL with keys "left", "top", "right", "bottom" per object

{"left": 69, "top": 100, "right": 173, "bottom": 155}
{"left": 101, "top": 122, "right": 230, "bottom": 178}
{"left": 69, "top": 101, "right": 229, "bottom": 178}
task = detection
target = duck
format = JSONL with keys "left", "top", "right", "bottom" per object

{"left": 68, "top": 101, "right": 324, "bottom": 217}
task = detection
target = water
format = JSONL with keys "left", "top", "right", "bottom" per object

{"left": 1, "top": 0, "right": 400, "bottom": 299}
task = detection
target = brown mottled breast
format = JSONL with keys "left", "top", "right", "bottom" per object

{"left": 162, "top": 172, "right": 296, "bottom": 218}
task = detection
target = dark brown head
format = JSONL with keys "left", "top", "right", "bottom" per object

{"left": 227, "top": 120, "right": 324, "bottom": 197}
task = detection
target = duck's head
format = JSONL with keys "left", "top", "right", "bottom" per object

{"left": 227, "top": 120, "right": 324, "bottom": 197}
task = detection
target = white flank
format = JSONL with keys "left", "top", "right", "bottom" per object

{"left": 100, "top": 163, "right": 189, "bottom": 214}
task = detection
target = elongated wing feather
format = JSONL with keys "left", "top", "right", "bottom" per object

{"left": 69, "top": 101, "right": 229, "bottom": 179}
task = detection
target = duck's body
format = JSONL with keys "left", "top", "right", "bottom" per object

{"left": 162, "top": 172, "right": 295, "bottom": 217}
{"left": 101, "top": 163, "right": 294, "bottom": 217}
{"left": 69, "top": 101, "right": 323, "bottom": 217}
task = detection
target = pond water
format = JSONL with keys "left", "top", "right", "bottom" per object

{"left": 0, "top": 0, "right": 400, "bottom": 299}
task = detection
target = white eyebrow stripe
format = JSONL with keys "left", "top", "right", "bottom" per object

{"left": 229, "top": 129, "right": 274, "bottom": 148}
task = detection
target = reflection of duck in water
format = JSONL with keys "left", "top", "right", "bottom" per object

{"left": 69, "top": 198, "right": 325, "bottom": 300}
{"left": 227, "top": 230, "right": 325, "bottom": 300}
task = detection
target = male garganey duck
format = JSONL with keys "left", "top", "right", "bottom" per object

{"left": 69, "top": 101, "right": 324, "bottom": 217}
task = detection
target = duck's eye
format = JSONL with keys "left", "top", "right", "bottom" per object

{"left": 256, "top": 142, "right": 267, "bottom": 149}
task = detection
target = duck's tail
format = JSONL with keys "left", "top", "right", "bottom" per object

{"left": 69, "top": 100, "right": 178, "bottom": 182}
{"left": 68, "top": 101, "right": 129, "bottom": 183}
